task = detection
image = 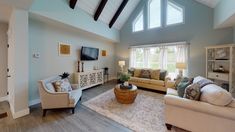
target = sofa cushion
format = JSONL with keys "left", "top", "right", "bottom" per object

{"left": 129, "top": 77, "right": 150, "bottom": 83}
{"left": 149, "top": 79, "right": 165, "bottom": 86}
{"left": 160, "top": 70, "right": 167, "bottom": 81}
{"left": 150, "top": 69, "right": 160, "bottom": 80}
{"left": 184, "top": 83, "right": 201, "bottom": 101}
{"left": 200, "top": 84, "right": 232, "bottom": 106}
{"left": 140, "top": 69, "right": 151, "bottom": 78}
{"left": 134, "top": 69, "right": 142, "bottom": 77}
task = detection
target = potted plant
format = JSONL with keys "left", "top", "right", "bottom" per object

{"left": 119, "top": 73, "right": 131, "bottom": 87}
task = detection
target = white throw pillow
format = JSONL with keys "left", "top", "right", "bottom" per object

{"left": 45, "top": 83, "right": 55, "bottom": 92}
{"left": 193, "top": 76, "right": 206, "bottom": 83}
{"left": 227, "top": 98, "right": 235, "bottom": 108}
{"left": 200, "top": 84, "right": 232, "bottom": 106}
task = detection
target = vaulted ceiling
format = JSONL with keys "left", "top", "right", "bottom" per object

{"left": 76, "top": 0, "right": 221, "bottom": 30}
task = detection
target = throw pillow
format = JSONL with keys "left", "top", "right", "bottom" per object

{"left": 134, "top": 69, "right": 141, "bottom": 77}
{"left": 128, "top": 68, "right": 135, "bottom": 77}
{"left": 200, "top": 84, "right": 232, "bottom": 106}
{"left": 140, "top": 69, "right": 151, "bottom": 78}
{"left": 159, "top": 70, "right": 167, "bottom": 81}
{"left": 150, "top": 69, "right": 160, "bottom": 80}
{"left": 184, "top": 83, "right": 201, "bottom": 101}
{"left": 177, "top": 80, "right": 191, "bottom": 97}
{"left": 197, "top": 78, "right": 214, "bottom": 88}
{"left": 45, "top": 83, "right": 56, "bottom": 92}
{"left": 53, "top": 79, "right": 72, "bottom": 92}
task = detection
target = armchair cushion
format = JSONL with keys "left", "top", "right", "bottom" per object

{"left": 69, "top": 88, "right": 82, "bottom": 106}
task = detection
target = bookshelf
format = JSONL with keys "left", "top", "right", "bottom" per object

{"left": 206, "top": 44, "right": 235, "bottom": 97}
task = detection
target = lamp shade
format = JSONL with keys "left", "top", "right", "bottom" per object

{"left": 118, "top": 61, "right": 125, "bottom": 66}
{"left": 176, "top": 62, "right": 186, "bottom": 69}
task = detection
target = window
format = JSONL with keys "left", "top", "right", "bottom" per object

{"left": 148, "top": 0, "right": 161, "bottom": 29}
{"left": 130, "top": 43, "right": 188, "bottom": 77}
{"left": 133, "top": 11, "right": 144, "bottom": 32}
{"left": 166, "top": 0, "right": 184, "bottom": 26}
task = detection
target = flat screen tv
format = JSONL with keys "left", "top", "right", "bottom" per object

{"left": 81, "top": 46, "right": 99, "bottom": 61}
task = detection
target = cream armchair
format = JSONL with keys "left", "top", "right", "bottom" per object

{"left": 38, "top": 76, "right": 82, "bottom": 116}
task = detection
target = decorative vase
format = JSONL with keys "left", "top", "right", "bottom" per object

{"left": 124, "top": 81, "right": 129, "bottom": 86}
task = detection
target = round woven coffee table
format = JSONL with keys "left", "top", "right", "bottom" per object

{"left": 114, "top": 84, "right": 138, "bottom": 104}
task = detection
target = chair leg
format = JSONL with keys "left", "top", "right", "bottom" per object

{"left": 165, "top": 123, "right": 172, "bottom": 130}
{"left": 42, "top": 109, "right": 47, "bottom": 117}
{"left": 72, "top": 108, "right": 75, "bottom": 114}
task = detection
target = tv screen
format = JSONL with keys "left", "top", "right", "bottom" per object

{"left": 81, "top": 47, "right": 99, "bottom": 61}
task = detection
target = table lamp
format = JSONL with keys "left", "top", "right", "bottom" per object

{"left": 118, "top": 61, "right": 125, "bottom": 72}
{"left": 176, "top": 62, "right": 186, "bottom": 78}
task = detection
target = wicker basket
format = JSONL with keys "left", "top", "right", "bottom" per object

{"left": 114, "top": 84, "right": 138, "bottom": 104}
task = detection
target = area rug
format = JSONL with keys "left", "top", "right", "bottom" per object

{"left": 83, "top": 89, "right": 186, "bottom": 132}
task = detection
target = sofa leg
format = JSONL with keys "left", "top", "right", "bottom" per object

{"left": 42, "top": 109, "right": 47, "bottom": 117}
{"left": 165, "top": 123, "right": 172, "bottom": 130}
{"left": 72, "top": 108, "right": 75, "bottom": 114}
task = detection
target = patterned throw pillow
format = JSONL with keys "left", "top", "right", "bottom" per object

{"left": 184, "top": 83, "right": 201, "bottom": 101}
{"left": 150, "top": 69, "right": 160, "bottom": 80}
{"left": 134, "top": 69, "right": 141, "bottom": 77}
{"left": 140, "top": 69, "right": 151, "bottom": 78}
{"left": 53, "top": 79, "right": 72, "bottom": 92}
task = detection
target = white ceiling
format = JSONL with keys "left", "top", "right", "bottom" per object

{"left": 77, "top": 0, "right": 141, "bottom": 30}
{"left": 194, "top": 0, "right": 221, "bottom": 8}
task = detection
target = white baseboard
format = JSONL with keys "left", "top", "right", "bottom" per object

{"left": 12, "top": 108, "right": 29, "bottom": 119}
{"left": 29, "top": 99, "right": 41, "bottom": 106}
{"left": 0, "top": 96, "right": 8, "bottom": 102}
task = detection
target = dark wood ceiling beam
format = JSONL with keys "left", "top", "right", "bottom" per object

{"left": 69, "top": 0, "right": 78, "bottom": 9}
{"left": 94, "top": 0, "right": 108, "bottom": 21}
{"left": 109, "top": 0, "right": 128, "bottom": 28}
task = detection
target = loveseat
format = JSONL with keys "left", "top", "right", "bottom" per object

{"left": 38, "top": 76, "right": 82, "bottom": 116}
{"left": 128, "top": 68, "right": 175, "bottom": 92}
{"left": 164, "top": 76, "right": 235, "bottom": 132}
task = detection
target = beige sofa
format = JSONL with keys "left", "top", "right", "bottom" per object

{"left": 128, "top": 69, "right": 175, "bottom": 92}
{"left": 164, "top": 88, "right": 235, "bottom": 132}
{"left": 38, "top": 76, "right": 82, "bottom": 116}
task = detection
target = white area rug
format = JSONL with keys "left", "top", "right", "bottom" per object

{"left": 83, "top": 89, "right": 186, "bottom": 132}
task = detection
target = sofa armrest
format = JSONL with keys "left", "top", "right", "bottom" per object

{"left": 165, "top": 78, "right": 175, "bottom": 89}
{"left": 164, "top": 95, "right": 235, "bottom": 120}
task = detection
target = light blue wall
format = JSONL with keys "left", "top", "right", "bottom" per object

{"left": 30, "top": 0, "right": 120, "bottom": 42}
{"left": 117, "top": 0, "right": 233, "bottom": 77}
{"left": 214, "top": 0, "right": 235, "bottom": 28}
{"left": 29, "top": 18, "right": 116, "bottom": 102}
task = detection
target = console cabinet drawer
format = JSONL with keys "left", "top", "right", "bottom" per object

{"left": 208, "top": 72, "right": 229, "bottom": 81}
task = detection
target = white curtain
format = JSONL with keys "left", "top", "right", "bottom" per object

{"left": 176, "top": 44, "right": 189, "bottom": 75}
{"left": 129, "top": 48, "right": 137, "bottom": 68}
{"left": 159, "top": 46, "right": 168, "bottom": 70}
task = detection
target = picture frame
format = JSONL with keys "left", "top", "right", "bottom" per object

{"left": 58, "top": 43, "right": 71, "bottom": 56}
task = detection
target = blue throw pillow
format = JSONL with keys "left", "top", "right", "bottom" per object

{"left": 177, "top": 78, "right": 191, "bottom": 97}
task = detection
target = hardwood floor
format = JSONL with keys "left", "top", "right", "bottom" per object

{"left": 0, "top": 80, "right": 132, "bottom": 132}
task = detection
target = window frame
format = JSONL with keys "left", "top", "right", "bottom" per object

{"left": 147, "top": 0, "right": 162, "bottom": 30}
{"left": 132, "top": 10, "right": 144, "bottom": 33}
{"left": 166, "top": 0, "right": 185, "bottom": 27}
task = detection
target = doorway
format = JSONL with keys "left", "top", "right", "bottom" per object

{"left": 0, "top": 23, "right": 8, "bottom": 99}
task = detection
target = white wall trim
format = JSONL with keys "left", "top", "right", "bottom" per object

{"left": 0, "top": 96, "right": 8, "bottom": 102}
{"left": 29, "top": 99, "right": 41, "bottom": 106}
{"left": 12, "top": 108, "right": 29, "bottom": 119}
